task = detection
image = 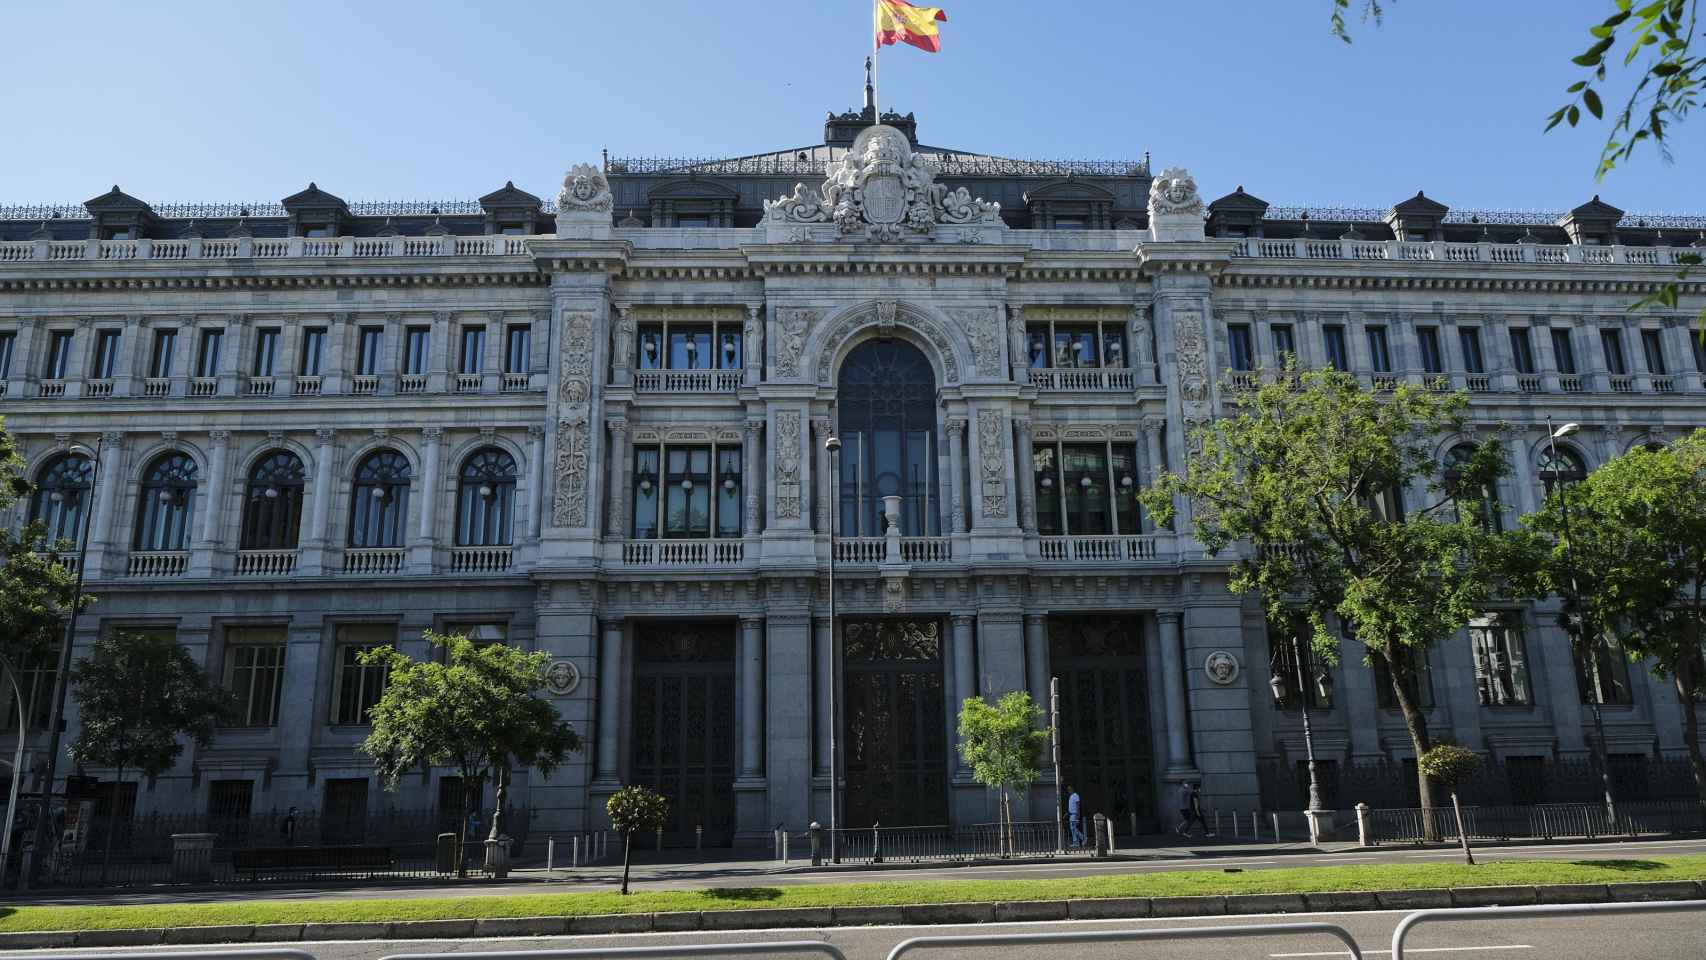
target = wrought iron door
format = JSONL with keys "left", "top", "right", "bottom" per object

{"left": 1049, "top": 616, "right": 1158, "bottom": 832}
{"left": 630, "top": 623, "right": 737, "bottom": 846}
{"left": 843, "top": 617, "right": 948, "bottom": 827}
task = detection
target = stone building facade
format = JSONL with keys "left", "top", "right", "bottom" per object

{"left": 3, "top": 102, "right": 1705, "bottom": 844}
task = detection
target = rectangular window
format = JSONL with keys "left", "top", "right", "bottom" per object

{"left": 92, "top": 330, "right": 121, "bottom": 379}
{"left": 504, "top": 325, "right": 531, "bottom": 373}
{"left": 635, "top": 320, "right": 743, "bottom": 370}
{"left": 1032, "top": 441, "right": 1141, "bottom": 536}
{"left": 1550, "top": 328, "right": 1578, "bottom": 374}
{"left": 670, "top": 325, "right": 713, "bottom": 370}
{"left": 459, "top": 325, "right": 485, "bottom": 375}
{"left": 1600, "top": 329, "right": 1627, "bottom": 375}
{"left": 45, "top": 330, "right": 74, "bottom": 379}
{"left": 1373, "top": 647, "right": 1434, "bottom": 709}
{"left": 1271, "top": 324, "right": 1296, "bottom": 363}
{"left": 632, "top": 443, "right": 741, "bottom": 539}
{"left": 225, "top": 628, "right": 286, "bottom": 727}
{"left": 208, "top": 779, "right": 254, "bottom": 839}
{"left": 332, "top": 625, "right": 394, "bottom": 725}
{"left": 1458, "top": 327, "right": 1485, "bottom": 374}
{"left": 1417, "top": 327, "right": 1444, "bottom": 375}
{"left": 302, "top": 224, "right": 332, "bottom": 238}
{"left": 1024, "top": 319, "right": 1127, "bottom": 369}
{"left": 1227, "top": 324, "right": 1254, "bottom": 371}
{"left": 1365, "top": 326, "right": 1392, "bottom": 373}
{"left": 1062, "top": 443, "right": 1112, "bottom": 535}
{"left": 1640, "top": 329, "right": 1667, "bottom": 375}
{"left": 0, "top": 651, "right": 56, "bottom": 731}
{"left": 403, "top": 326, "right": 430, "bottom": 376}
{"left": 357, "top": 327, "right": 383, "bottom": 376}
{"left": 195, "top": 328, "right": 224, "bottom": 378}
{"left": 1509, "top": 328, "right": 1536, "bottom": 375}
{"left": 1576, "top": 637, "right": 1634, "bottom": 706}
{"left": 0, "top": 330, "right": 14, "bottom": 379}
{"left": 1033, "top": 444, "right": 1061, "bottom": 535}
{"left": 299, "top": 328, "right": 325, "bottom": 376}
{"left": 1054, "top": 325, "right": 1099, "bottom": 368}
{"left": 323, "top": 778, "right": 370, "bottom": 844}
{"left": 1471, "top": 615, "right": 1531, "bottom": 706}
{"left": 1322, "top": 325, "right": 1349, "bottom": 370}
{"left": 498, "top": 223, "right": 527, "bottom": 236}
{"left": 149, "top": 329, "right": 176, "bottom": 378}
{"left": 251, "top": 328, "right": 279, "bottom": 377}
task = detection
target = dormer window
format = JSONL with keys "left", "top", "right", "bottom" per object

{"left": 303, "top": 224, "right": 332, "bottom": 238}
{"left": 1053, "top": 218, "right": 1086, "bottom": 230}
{"left": 499, "top": 223, "right": 527, "bottom": 236}
{"left": 1405, "top": 231, "right": 1429, "bottom": 243}
{"left": 102, "top": 227, "right": 133, "bottom": 241}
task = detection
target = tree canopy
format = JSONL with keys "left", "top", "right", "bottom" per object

{"left": 67, "top": 629, "right": 234, "bottom": 782}
{"left": 0, "top": 418, "right": 86, "bottom": 676}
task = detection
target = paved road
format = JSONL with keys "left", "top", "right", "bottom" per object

{"left": 14, "top": 836, "right": 1706, "bottom": 907}
{"left": 6, "top": 908, "right": 1705, "bottom": 959}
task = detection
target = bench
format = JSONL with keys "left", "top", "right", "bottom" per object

{"left": 231, "top": 845, "right": 395, "bottom": 878}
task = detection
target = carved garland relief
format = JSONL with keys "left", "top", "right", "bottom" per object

{"left": 552, "top": 312, "right": 596, "bottom": 527}
{"left": 774, "top": 411, "right": 803, "bottom": 519}
{"left": 1175, "top": 311, "right": 1209, "bottom": 407}
{"left": 815, "top": 303, "right": 959, "bottom": 384}
{"left": 977, "top": 409, "right": 1009, "bottom": 519}
{"left": 775, "top": 309, "right": 816, "bottom": 379}
{"left": 954, "top": 307, "right": 1003, "bottom": 378}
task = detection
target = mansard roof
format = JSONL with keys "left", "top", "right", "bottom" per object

{"left": 646, "top": 177, "right": 742, "bottom": 200}
{"left": 1564, "top": 194, "right": 1626, "bottom": 222}
{"left": 1389, "top": 190, "right": 1450, "bottom": 218}
{"left": 281, "top": 182, "right": 349, "bottom": 212}
{"left": 84, "top": 185, "right": 154, "bottom": 214}
{"left": 1208, "top": 186, "right": 1270, "bottom": 214}
{"left": 478, "top": 180, "right": 542, "bottom": 208}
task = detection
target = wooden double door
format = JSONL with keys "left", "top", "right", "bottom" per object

{"left": 629, "top": 622, "right": 737, "bottom": 847}
{"left": 1049, "top": 616, "right": 1159, "bottom": 832}
{"left": 842, "top": 617, "right": 949, "bottom": 828}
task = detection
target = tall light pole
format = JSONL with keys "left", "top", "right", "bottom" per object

{"left": 1271, "top": 630, "right": 1332, "bottom": 842}
{"left": 1544, "top": 418, "right": 1617, "bottom": 821}
{"left": 1, "top": 653, "right": 28, "bottom": 877}
{"left": 824, "top": 431, "right": 841, "bottom": 865}
{"left": 27, "top": 436, "right": 102, "bottom": 885}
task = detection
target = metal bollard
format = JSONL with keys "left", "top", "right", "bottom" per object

{"left": 1272, "top": 812, "right": 1280, "bottom": 842}
{"left": 1092, "top": 813, "right": 1109, "bottom": 857}
{"left": 696, "top": 823, "right": 703, "bottom": 852}
{"left": 656, "top": 826, "right": 663, "bottom": 851}
{"left": 782, "top": 829, "right": 790, "bottom": 862}
{"left": 810, "top": 820, "right": 823, "bottom": 866}
{"left": 572, "top": 834, "right": 580, "bottom": 867}
{"left": 1130, "top": 811, "right": 1138, "bottom": 839}
{"left": 872, "top": 822, "right": 883, "bottom": 863}
{"left": 1215, "top": 809, "right": 1223, "bottom": 835}
{"left": 547, "top": 836, "right": 556, "bottom": 877}
{"left": 1356, "top": 802, "right": 1372, "bottom": 847}
{"left": 1105, "top": 817, "right": 1118, "bottom": 855}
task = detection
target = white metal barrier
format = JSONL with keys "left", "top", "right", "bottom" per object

{"left": 17, "top": 953, "right": 319, "bottom": 960}
{"left": 1390, "top": 899, "right": 1706, "bottom": 960}
{"left": 380, "top": 944, "right": 849, "bottom": 960}
{"left": 883, "top": 924, "right": 1364, "bottom": 960}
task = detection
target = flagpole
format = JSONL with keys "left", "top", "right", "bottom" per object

{"left": 871, "top": 1, "right": 881, "bottom": 121}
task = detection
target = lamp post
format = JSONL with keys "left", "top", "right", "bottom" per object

{"left": 27, "top": 435, "right": 102, "bottom": 885}
{"left": 1544, "top": 418, "right": 1617, "bottom": 821}
{"left": 1, "top": 652, "right": 28, "bottom": 879}
{"left": 1270, "top": 629, "right": 1333, "bottom": 842}
{"left": 824, "top": 431, "right": 841, "bottom": 865}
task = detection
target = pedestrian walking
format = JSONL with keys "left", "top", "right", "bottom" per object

{"left": 1174, "top": 780, "right": 1194, "bottom": 837}
{"left": 1185, "top": 782, "right": 1214, "bottom": 837}
{"left": 1066, "top": 785, "right": 1085, "bottom": 846}
{"left": 279, "top": 806, "right": 298, "bottom": 846}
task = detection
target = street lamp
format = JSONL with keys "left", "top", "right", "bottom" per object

{"left": 824, "top": 430, "right": 842, "bottom": 865}
{"left": 1544, "top": 418, "right": 1617, "bottom": 821}
{"left": 1270, "top": 629, "right": 1332, "bottom": 842}
{"left": 26, "top": 436, "right": 103, "bottom": 885}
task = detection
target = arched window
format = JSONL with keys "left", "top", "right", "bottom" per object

{"left": 241, "top": 451, "right": 307, "bottom": 550}
{"left": 456, "top": 448, "right": 518, "bottom": 546}
{"left": 30, "top": 453, "right": 94, "bottom": 548}
{"left": 836, "top": 339, "right": 940, "bottom": 536}
{"left": 135, "top": 452, "right": 198, "bottom": 551}
{"left": 1536, "top": 445, "right": 1587, "bottom": 494}
{"left": 1445, "top": 443, "right": 1502, "bottom": 533}
{"left": 348, "top": 450, "right": 411, "bottom": 548}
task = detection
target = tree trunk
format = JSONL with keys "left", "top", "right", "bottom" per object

{"left": 1450, "top": 790, "right": 1475, "bottom": 865}
{"left": 101, "top": 766, "right": 123, "bottom": 886}
{"left": 620, "top": 831, "right": 633, "bottom": 895}
{"left": 1380, "top": 645, "right": 1439, "bottom": 839}
{"left": 1677, "top": 673, "right": 1706, "bottom": 807}
{"left": 458, "top": 776, "right": 478, "bottom": 879}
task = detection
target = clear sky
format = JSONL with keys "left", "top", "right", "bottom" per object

{"left": 1, "top": 0, "right": 1699, "bottom": 216}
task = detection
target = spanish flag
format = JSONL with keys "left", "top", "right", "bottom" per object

{"left": 875, "top": 0, "right": 948, "bottom": 53}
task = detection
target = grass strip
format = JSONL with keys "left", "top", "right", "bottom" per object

{"left": 2, "top": 855, "right": 1703, "bottom": 933}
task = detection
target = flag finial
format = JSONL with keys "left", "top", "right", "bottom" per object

{"left": 863, "top": 56, "right": 875, "bottom": 118}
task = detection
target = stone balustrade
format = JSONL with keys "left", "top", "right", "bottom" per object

{"left": 1035, "top": 535, "right": 1160, "bottom": 563}
{"left": 235, "top": 549, "right": 298, "bottom": 576}
{"left": 619, "top": 538, "right": 747, "bottom": 566}
{"left": 633, "top": 369, "right": 743, "bottom": 393}
{"left": 449, "top": 545, "right": 513, "bottom": 573}
{"left": 126, "top": 550, "right": 189, "bottom": 578}
{"left": 1027, "top": 368, "right": 1137, "bottom": 391}
{"left": 342, "top": 547, "right": 405, "bottom": 575}
{"left": 1233, "top": 236, "right": 1702, "bottom": 266}
{"left": 0, "top": 234, "right": 534, "bottom": 263}
{"left": 831, "top": 536, "right": 955, "bottom": 564}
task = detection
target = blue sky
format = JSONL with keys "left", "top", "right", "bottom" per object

{"left": 1, "top": 1, "right": 1699, "bottom": 216}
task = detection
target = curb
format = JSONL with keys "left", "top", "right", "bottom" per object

{"left": 3, "top": 878, "right": 1700, "bottom": 949}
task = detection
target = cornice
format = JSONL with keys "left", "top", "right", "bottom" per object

{"left": 0, "top": 263, "right": 548, "bottom": 294}
{"left": 1221, "top": 261, "right": 1706, "bottom": 297}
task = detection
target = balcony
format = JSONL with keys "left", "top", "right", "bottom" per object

{"left": 37, "top": 379, "right": 65, "bottom": 398}
{"left": 454, "top": 374, "right": 483, "bottom": 394}
{"left": 0, "top": 234, "right": 536, "bottom": 264}
{"left": 86, "top": 379, "right": 114, "bottom": 398}
{"left": 1653, "top": 376, "right": 1676, "bottom": 394}
{"left": 1232, "top": 236, "right": 1700, "bottom": 267}
{"left": 1517, "top": 375, "right": 1543, "bottom": 394}
{"left": 143, "top": 377, "right": 171, "bottom": 397}
{"left": 501, "top": 373, "right": 531, "bottom": 392}
{"left": 1609, "top": 375, "right": 1636, "bottom": 394}
{"left": 1027, "top": 368, "right": 1137, "bottom": 392}
{"left": 235, "top": 549, "right": 298, "bottom": 576}
{"left": 633, "top": 369, "right": 743, "bottom": 393}
{"left": 619, "top": 539, "right": 747, "bottom": 566}
{"left": 1466, "top": 375, "right": 1493, "bottom": 393}
{"left": 398, "top": 374, "right": 428, "bottom": 394}
{"left": 245, "top": 376, "right": 275, "bottom": 397}
{"left": 350, "top": 375, "right": 380, "bottom": 395}
{"left": 343, "top": 547, "right": 405, "bottom": 575}
{"left": 832, "top": 536, "right": 954, "bottom": 564}
{"left": 1035, "top": 535, "right": 1159, "bottom": 562}
{"left": 189, "top": 377, "right": 218, "bottom": 397}
{"left": 126, "top": 551, "right": 188, "bottom": 578}
{"left": 293, "top": 376, "right": 322, "bottom": 396}
{"left": 1560, "top": 375, "right": 1585, "bottom": 393}
{"left": 450, "top": 545, "right": 513, "bottom": 573}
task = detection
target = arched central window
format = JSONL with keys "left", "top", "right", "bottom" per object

{"left": 836, "top": 339, "right": 939, "bottom": 536}
{"left": 135, "top": 452, "right": 198, "bottom": 551}
{"left": 349, "top": 450, "right": 412, "bottom": 548}
{"left": 1445, "top": 443, "right": 1503, "bottom": 533}
{"left": 242, "top": 451, "right": 307, "bottom": 549}
{"left": 1537, "top": 446, "right": 1587, "bottom": 494}
{"left": 31, "top": 453, "right": 93, "bottom": 548}
{"left": 456, "top": 448, "right": 518, "bottom": 546}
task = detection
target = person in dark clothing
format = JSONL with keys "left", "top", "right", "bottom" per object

{"left": 279, "top": 806, "right": 298, "bottom": 846}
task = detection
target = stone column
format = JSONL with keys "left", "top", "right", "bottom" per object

{"left": 83, "top": 430, "right": 125, "bottom": 578}
{"left": 409, "top": 427, "right": 442, "bottom": 573}
{"left": 1536, "top": 318, "right": 1563, "bottom": 393}
{"left": 427, "top": 311, "right": 451, "bottom": 393}
{"left": 300, "top": 428, "right": 336, "bottom": 575}
{"left": 594, "top": 620, "right": 624, "bottom": 785}
{"left": 1023, "top": 613, "right": 1050, "bottom": 719}
{"left": 746, "top": 418, "right": 765, "bottom": 536}
{"left": 951, "top": 614, "right": 976, "bottom": 775}
{"left": 605, "top": 419, "right": 628, "bottom": 539}
{"left": 1141, "top": 416, "right": 1167, "bottom": 533}
{"left": 190, "top": 430, "right": 231, "bottom": 578}
{"left": 738, "top": 616, "right": 764, "bottom": 779}
{"left": 114, "top": 315, "right": 141, "bottom": 397}
{"left": 810, "top": 416, "right": 831, "bottom": 533}
{"left": 1663, "top": 317, "right": 1704, "bottom": 392}
{"left": 1338, "top": 632, "right": 1384, "bottom": 760}
{"left": 1584, "top": 319, "right": 1612, "bottom": 393}
{"left": 1488, "top": 315, "right": 1520, "bottom": 392}
{"left": 1438, "top": 625, "right": 1485, "bottom": 751}
{"left": 1158, "top": 611, "right": 1195, "bottom": 778}
{"left": 945, "top": 417, "right": 967, "bottom": 534}
{"left": 1013, "top": 416, "right": 1035, "bottom": 533}
{"left": 526, "top": 425, "right": 546, "bottom": 541}
{"left": 766, "top": 613, "right": 812, "bottom": 833}
{"left": 323, "top": 313, "right": 349, "bottom": 395}
{"left": 813, "top": 616, "right": 834, "bottom": 779}
{"left": 1505, "top": 431, "right": 1537, "bottom": 518}
{"left": 216, "top": 314, "right": 246, "bottom": 397}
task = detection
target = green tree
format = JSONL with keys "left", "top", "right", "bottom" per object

{"left": 0, "top": 417, "right": 87, "bottom": 675}
{"left": 606, "top": 784, "right": 669, "bottom": 895}
{"left": 1141, "top": 366, "right": 1513, "bottom": 830}
{"left": 1510, "top": 430, "right": 1706, "bottom": 804}
{"left": 956, "top": 691, "right": 1049, "bottom": 855}
{"left": 358, "top": 630, "right": 581, "bottom": 878}
{"left": 1418, "top": 743, "right": 1483, "bottom": 865}
{"left": 67, "top": 630, "right": 235, "bottom": 882}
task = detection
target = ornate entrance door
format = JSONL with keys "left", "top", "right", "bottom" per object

{"left": 630, "top": 622, "right": 737, "bottom": 846}
{"left": 1049, "top": 616, "right": 1158, "bottom": 832}
{"left": 843, "top": 617, "right": 949, "bottom": 827}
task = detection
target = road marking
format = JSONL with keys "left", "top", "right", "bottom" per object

{"left": 1317, "top": 855, "right": 1379, "bottom": 861}
{"left": 1272, "top": 947, "right": 1533, "bottom": 957}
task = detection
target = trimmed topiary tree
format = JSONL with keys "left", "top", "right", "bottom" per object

{"left": 607, "top": 784, "right": 669, "bottom": 895}
{"left": 1419, "top": 743, "right": 1483, "bottom": 865}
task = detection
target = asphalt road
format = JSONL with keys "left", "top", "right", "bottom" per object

{"left": 15, "top": 836, "right": 1706, "bottom": 907}
{"left": 6, "top": 908, "right": 1706, "bottom": 959}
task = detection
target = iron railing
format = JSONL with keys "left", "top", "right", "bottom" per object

{"left": 1366, "top": 800, "right": 1706, "bottom": 845}
{"left": 1391, "top": 900, "right": 1706, "bottom": 960}
{"left": 821, "top": 820, "right": 1083, "bottom": 864}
